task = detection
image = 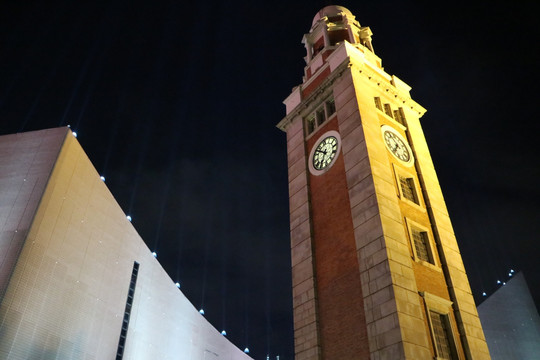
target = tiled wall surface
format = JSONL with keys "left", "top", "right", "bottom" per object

{"left": 0, "top": 128, "right": 66, "bottom": 299}
{"left": 0, "top": 128, "right": 251, "bottom": 360}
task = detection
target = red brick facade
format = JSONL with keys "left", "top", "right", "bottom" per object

{"left": 307, "top": 118, "right": 370, "bottom": 359}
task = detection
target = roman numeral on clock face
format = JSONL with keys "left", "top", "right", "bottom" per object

{"left": 313, "top": 136, "right": 338, "bottom": 170}
{"left": 381, "top": 126, "right": 414, "bottom": 166}
{"left": 309, "top": 131, "right": 342, "bottom": 175}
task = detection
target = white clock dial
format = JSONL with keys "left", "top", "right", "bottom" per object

{"left": 308, "top": 130, "right": 342, "bottom": 175}
{"left": 381, "top": 125, "right": 414, "bottom": 166}
{"left": 313, "top": 136, "right": 338, "bottom": 170}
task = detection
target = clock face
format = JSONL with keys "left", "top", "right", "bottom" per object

{"left": 381, "top": 125, "right": 414, "bottom": 166}
{"left": 313, "top": 136, "right": 338, "bottom": 170}
{"left": 308, "top": 130, "right": 342, "bottom": 175}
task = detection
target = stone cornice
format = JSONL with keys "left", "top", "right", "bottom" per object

{"left": 277, "top": 60, "right": 351, "bottom": 132}
{"left": 357, "top": 61, "right": 427, "bottom": 117}
{"left": 277, "top": 43, "right": 427, "bottom": 132}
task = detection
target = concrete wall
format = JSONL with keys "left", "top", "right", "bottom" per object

{"left": 478, "top": 272, "right": 540, "bottom": 360}
{"left": 0, "top": 127, "right": 251, "bottom": 360}
{"left": 0, "top": 128, "right": 66, "bottom": 299}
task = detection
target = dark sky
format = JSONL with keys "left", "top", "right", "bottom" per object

{"left": 1, "top": 1, "right": 539, "bottom": 359}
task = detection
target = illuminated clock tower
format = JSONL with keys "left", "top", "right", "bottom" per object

{"left": 277, "top": 6, "right": 490, "bottom": 360}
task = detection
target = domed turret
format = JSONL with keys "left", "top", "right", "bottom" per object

{"left": 302, "top": 6, "right": 375, "bottom": 80}
{"left": 311, "top": 5, "right": 354, "bottom": 29}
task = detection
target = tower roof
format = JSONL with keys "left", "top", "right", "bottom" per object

{"left": 311, "top": 5, "right": 354, "bottom": 28}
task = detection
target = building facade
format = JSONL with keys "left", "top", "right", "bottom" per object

{"left": 0, "top": 127, "right": 251, "bottom": 360}
{"left": 277, "top": 6, "right": 490, "bottom": 360}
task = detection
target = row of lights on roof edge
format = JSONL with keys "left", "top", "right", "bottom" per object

{"left": 77, "top": 129, "right": 265, "bottom": 358}
{"left": 143, "top": 251, "right": 240, "bottom": 347}
{"left": 69, "top": 129, "right": 112, "bottom": 200}
{"left": 146, "top": 251, "right": 242, "bottom": 347}
{"left": 67, "top": 125, "right": 77, "bottom": 138}
{"left": 70, "top": 129, "right": 179, "bottom": 309}
{"left": 69, "top": 127, "right": 107, "bottom": 184}
{"left": 68, "top": 127, "right": 254, "bottom": 355}
{"left": 482, "top": 269, "right": 515, "bottom": 297}
{"left": 197, "top": 310, "right": 249, "bottom": 353}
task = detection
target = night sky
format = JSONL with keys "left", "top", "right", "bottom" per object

{"left": 1, "top": 1, "right": 539, "bottom": 359}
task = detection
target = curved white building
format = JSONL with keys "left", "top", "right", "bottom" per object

{"left": 0, "top": 127, "right": 252, "bottom": 360}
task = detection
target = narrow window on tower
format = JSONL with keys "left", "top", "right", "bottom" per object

{"left": 327, "top": 15, "right": 343, "bottom": 23}
{"left": 383, "top": 103, "right": 393, "bottom": 118}
{"left": 399, "top": 175, "right": 419, "bottom": 204}
{"left": 316, "top": 108, "right": 325, "bottom": 126}
{"left": 393, "top": 107, "right": 407, "bottom": 126}
{"left": 421, "top": 292, "right": 459, "bottom": 360}
{"left": 312, "top": 37, "right": 325, "bottom": 57}
{"left": 376, "top": 100, "right": 407, "bottom": 127}
{"left": 325, "top": 98, "right": 336, "bottom": 117}
{"left": 306, "top": 115, "right": 316, "bottom": 134}
{"left": 304, "top": 96, "right": 336, "bottom": 136}
{"left": 328, "top": 29, "right": 350, "bottom": 45}
{"left": 393, "top": 166, "right": 423, "bottom": 207}
{"left": 430, "top": 311, "right": 457, "bottom": 359}
{"left": 406, "top": 219, "right": 437, "bottom": 266}
{"left": 374, "top": 97, "right": 383, "bottom": 111}
{"left": 412, "top": 228, "right": 432, "bottom": 263}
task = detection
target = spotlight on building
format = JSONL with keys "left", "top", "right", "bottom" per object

{"left": 497, "top": 280, "right": 501, "bottom": 284}
{"left": 126, "top": 215, "right": 132, "bottom": 222}
{"left": 72, "top": 131, "right": 77, "bottom": 138}
{"left": 175, "top": 282, "right": 180, "bottom": 288}
{"left": 482, "top": 292, "right": 487, "bottom": 296}
{"left": 509, "top": 272, "right": 513, "bottom": 277}
{"left": 244, "top": 348, "right": 249, "bottom": 354}
{"left": 152, "top": 252, "right": 157, "bottom": 258}
{"left": 221, "top": 330, "right": 227, "bottom": 336}
{"left": 199, "top": 309, "right": 205, "bottom": 315}
{"left": 510, "top": 269, "right": 515, "bottom": 273}
{"left": 100, "top": 176, "right": 105, "bottom": 181}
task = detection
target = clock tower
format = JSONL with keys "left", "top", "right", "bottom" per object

{"left": 277, "top": 6, "right": 490, "bottom": 360}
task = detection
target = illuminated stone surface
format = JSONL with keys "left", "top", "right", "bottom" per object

{"left": 278, "top": 6, "right": 490, "bottom": 360}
